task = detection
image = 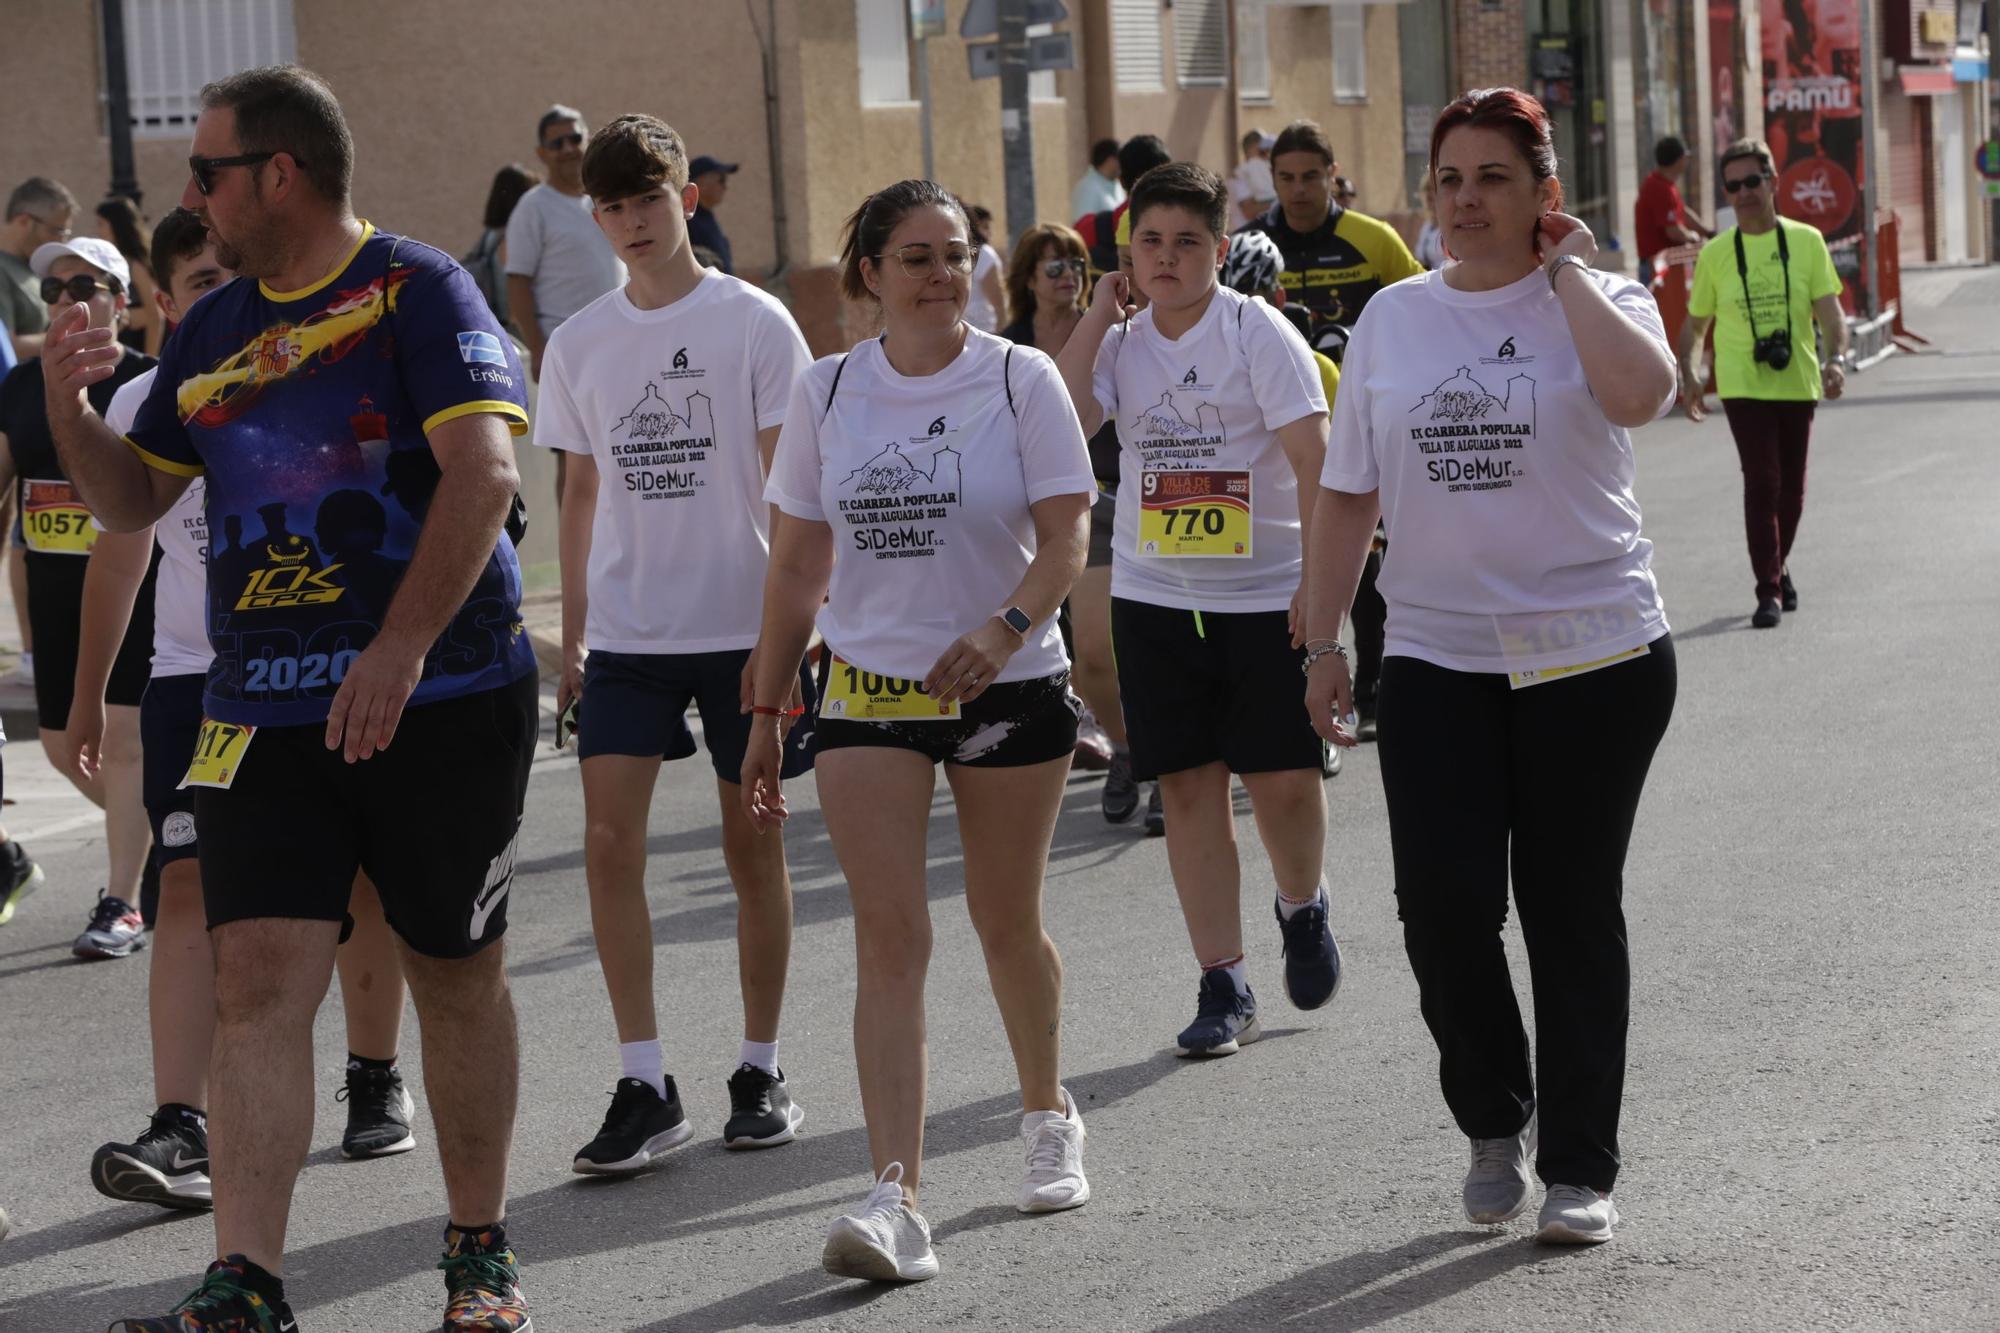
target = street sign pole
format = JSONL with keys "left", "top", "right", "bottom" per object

{"left": 1858, "top": 0, "right": 1880, "bottom": 318}
{"left": 918, "top": 34, "right": 936, "bottom": 181}
{"left": 999, "top": 0, "right": 1035, "bottom": 252}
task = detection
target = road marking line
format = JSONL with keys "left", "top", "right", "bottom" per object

{"left": 1865, "top": 453, "right": 1947, "bottom": 485}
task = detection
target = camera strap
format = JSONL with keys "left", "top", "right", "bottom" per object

{"left": 1733, "top": 221, "right": 1793, "bottom": 348}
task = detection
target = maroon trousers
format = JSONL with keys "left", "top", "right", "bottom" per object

{"left": 1721, "top": 398, "right": 1816, "bottom": 603}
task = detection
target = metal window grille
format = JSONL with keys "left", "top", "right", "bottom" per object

{"left": 121, "top": 0, "right": 297, "bottom": 139}
{"left": 1332, "top": 5, "right": 1367, "bottom": 103}
{"left": 1237, "top": 2, "right": 1271, "bottom": 100}
{"left": 856, "top": 0, "right": 913, "bottom": 106}
{"left": 1113, "top": 0, "right": 1164, "bottom": 93}
{"left": 1174, "top": 0, "right": 1228, "bottom": 88}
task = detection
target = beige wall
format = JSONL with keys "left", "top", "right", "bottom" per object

{"left": 1245, "top": 4, "right": 1407, "bottom": 219}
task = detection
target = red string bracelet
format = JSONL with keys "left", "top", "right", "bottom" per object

{"left": 750, "top": 705, "right": 805, "bottom": 717}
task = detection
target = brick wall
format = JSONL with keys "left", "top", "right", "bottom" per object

{"left": 1454, "top": 0, "right": 1528, "bottom": 92}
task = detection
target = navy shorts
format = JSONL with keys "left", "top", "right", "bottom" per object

{"left": 578, "top": 647, "right": 817, "bottom": 783}
{"left": 140, "top": 672, "right": 205, "bottom": 866}
{"left": 814, "top": 669, "right": 1081, "bottom": 767}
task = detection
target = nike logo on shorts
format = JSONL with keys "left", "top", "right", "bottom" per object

{"left": 468, "top": 824, "right": 521, "bottom": 942}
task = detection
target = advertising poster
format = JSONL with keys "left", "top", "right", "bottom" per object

{"left": 1761, "top": 0, "right": 1867, "bottom": 306}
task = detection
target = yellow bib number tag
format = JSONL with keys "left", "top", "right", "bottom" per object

{"left": 1509, "top": 644, "right": 1649, "bottom": 690}
{"left": 179, "top": 719, "right": 257, "bottom": 790}
{"left": 822, "top": 657, "right": 960, "bottom": 722}
{"left": 1137, "top": 469, "right": 1252, "bottom": 557}
{"left": 21, "top": 479, "right": 99, "bottom": 556}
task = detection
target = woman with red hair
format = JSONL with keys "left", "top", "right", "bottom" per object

{"left": 1302, "top": 89, "right": 1679, "bottom": 1245}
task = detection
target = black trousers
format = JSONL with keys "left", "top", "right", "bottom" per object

{"left": 1377, "top": 636, "right": 1676, "bottom": 1191}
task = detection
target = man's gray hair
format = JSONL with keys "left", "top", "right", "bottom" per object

{"left": 537, "top": 104, "right": 585, "bottom": 144}
{"left": 5, "top": 176, "right": 78, "bottom": 223}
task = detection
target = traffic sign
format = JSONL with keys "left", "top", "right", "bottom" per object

{"left": 1976, "top": 139, "right": 2000, "bottom": 181}
{"left": 960, "top": 0, "right": 1068, "bottom": 40}
{"left": 966, "top": 30, "right": 1075, "bottom": 80}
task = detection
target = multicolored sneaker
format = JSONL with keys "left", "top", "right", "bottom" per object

{"left": 109, "top": 1255, "right": 297, "bottom": 1330}
{"left": 0, "top": 840, "right": 42, "bottom": 926}
{"left": 439, "top": 1224, "right": 532, "bottom": 1331}
{"left": 74, "top": 890, "right": 147, "bottom": 959}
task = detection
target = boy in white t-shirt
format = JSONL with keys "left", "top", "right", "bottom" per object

{"left": 1055, "top": 163, "right": 1344, "bottom": 1057}
{"left": 535, "top": 114, "right": 816, "bottom": 1171}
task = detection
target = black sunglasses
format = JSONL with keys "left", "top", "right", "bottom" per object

{"left": 1041, "top": 257, "right": 1087, "bottom": 279}
{"left": 41, "top": 274, "right": 121, "bottom": 304}
{"left": 189, "top": 151, "right": 297, "bottom": 196}
{"left": 1723, "top": 172, "right": 1767, "bottom": 193}
{"left": 544, "top": 132, "right": 585, "bottom": 151}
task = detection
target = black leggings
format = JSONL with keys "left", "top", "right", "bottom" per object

{"left": 1377, "top": 636, "right": 1676, "bottom": 1191}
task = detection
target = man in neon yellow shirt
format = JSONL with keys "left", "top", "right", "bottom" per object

{"left": 1679, "top": 138, "right": 1849, "bottom": 630}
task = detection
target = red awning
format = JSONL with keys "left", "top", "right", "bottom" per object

{"left": 1897, "top": 65, "right": 1956, "bottom": 95}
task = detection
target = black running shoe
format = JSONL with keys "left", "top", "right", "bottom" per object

{"left": 337, "top": 1064, "right": 417, "bottom": 1159}
{"left": 74, "top": 890, "right": 146, "bottom": 959}
{"left": 572, "top": 1076, "right": 692, "bottom": 1175}
{"left": 1752, "top": 598, "right": 1782, "bottom": 629}
{"left": 0, "top": 840, "right": 42, "bottom": 926}
{"left": 92, "top": 1104, "right": 211, "bottom": 1210}
{"left": 723, "top": 1064, "right": 805, "bottom": 1149}
{"left": 1175, "top": 970, "right": 1261, "bottom": 1058}
{"left": 110, "top": 1256, "right": 297, "bottom": 1330}
{"left": 1780, "top": 571, "right": 1798, "bottom": 613}
{"left": 1275, "top": 889, "right": 1343, "bottom": 1011}
{"left": 1144, "top": 784, "right": 1165, "bottom": 837}
{"left": 1101, "top": 750, "right": 1139, "bottom": 824}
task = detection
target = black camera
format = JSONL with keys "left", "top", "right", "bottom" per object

{"left": 1752, "top": 330, "right": 1792, "bottom": 371}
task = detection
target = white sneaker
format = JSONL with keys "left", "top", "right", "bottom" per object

{"left": 1462, "top": 1110, "right": 1536, "bottom": 1224}
{"left": 1018, "top": 1087, "right": 1089, "bottom": 1214}
{"left": 1536, "top": 1183, "right": 1620, "bottom": 1244}
{"left": 822, "top": 1162, "right": 939, "bottom": 1282}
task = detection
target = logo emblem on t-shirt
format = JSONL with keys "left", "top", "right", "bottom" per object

{"left": 610, "top": 384, "right": 716, "bottom": 502}
{"left": 1497, "top": 337, "right": 1516, "bottom": 359}
{"left": 1409, "top": 367, "right": 1536, "bottom": 495}
{"left": 1182, "top": 367, "right": 1199, "bottom": 386}
{"left": 672, "top": 347, "right": 690, "bottom": 371}
{"left": 457, "top": 331, "right": 506, "bottom": 366}
{"left": 1480, "top": 335, "right": 1536, "bottom": 367}
{"left": 928, "top": 416, "right": 947, "bottom": 436}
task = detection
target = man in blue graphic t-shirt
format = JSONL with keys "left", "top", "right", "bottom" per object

{"left": 43, "top": 65, "right": 537, "bottom": 1333}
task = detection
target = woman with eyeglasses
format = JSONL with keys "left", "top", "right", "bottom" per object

{"left": 1305, "top": 89, "right": 1677, "bottom": 1246}
{"left": 0, "top": 235, "right": 158, "bottom": 954}
{"left": 743, "top": 179, "right": 1096, "bottom": 1283}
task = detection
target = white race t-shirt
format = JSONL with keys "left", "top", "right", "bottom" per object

{"left": 965, "top": 245, "right": 1003, "bottom": 333}
{"left": 1321, "top": 266, "right": 1675, "bottom": 674}
{"left": 503, "top": 184, "right": 626, "bottom": 337}
{"left": 1092, "top": 285, "right": 1326, "bottom": 612}
{"left": 765, "top": 328, "right": 1094, "bottom": 683}
{"left": 107, "top": 369, "right": 211, "bottom": 677}
{"left": 535, "top": 271, "right": 810, "bottom": 655}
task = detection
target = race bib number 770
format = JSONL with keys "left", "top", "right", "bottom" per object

{"left": 1137, "top": 469, "right": 1252, "bottom": 557}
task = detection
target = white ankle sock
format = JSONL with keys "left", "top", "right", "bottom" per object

{"left": 1276, "top": 881, "right": 1326, "bottom": 920}
{"left": 738, "top": 1039, "right": 779, "bottom": 1076}
{"left": 619, "top": 1040, "right": 666, "bottom": 1098}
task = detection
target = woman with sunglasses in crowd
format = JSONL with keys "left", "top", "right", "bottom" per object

{"left": 744, "top": 179, "right": 1096, "bottom": 1283}
{"left": 1304, "top": 88, "right": 1678, "bottom": 1246}
{"left": 0, "top": 235, "right": 158, "bottom": 956}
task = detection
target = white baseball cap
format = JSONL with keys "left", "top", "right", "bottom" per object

{"left": 30, "top": 236, "right": 132, "bottom": 291}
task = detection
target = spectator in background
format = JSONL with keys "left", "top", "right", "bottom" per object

{"left": 95, "top": 197, "right": 163, "bottom": 356}
{"left": 1229, "top": 129, "right": 1276, "bottom": 225}
{"left": 1634, "top": 136, "right": 1713, "bottom": 286}
{"left": 463, "top": 163, "right": 540, "bottom": 338}
{"left": 2, "top": 177, "right": 78, "bottom": 360}
{"left": 1333, "top": 176, "right": 1358, "bottom": 210}
{"left": 964, "top": 205, "right": 1005, "bottom": 333}
{"left": 1071, "top": 137, "right": 1125, "bottom": 220}
{"left": 1414, "top": 173, "right": 1447, "bottom": 269}
{"left": 686, "top": 154, "right": 738, "bottom": 274}
{"left": 1077, "top": 134, "right": 1170, "bottom": 282}
{"left": 505, "top": 104, "right": 625, "bottom": 380}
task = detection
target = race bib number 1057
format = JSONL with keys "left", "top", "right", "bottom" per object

{"left": 1137, "top": 469, "right": 1252, "bottom": 557}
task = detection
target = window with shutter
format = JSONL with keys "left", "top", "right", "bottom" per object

{"left": 1174, "top": 0, "right": 1228, "bottom": 88}
{"left": 856, "top": 0, "right": 914, "bottom": 106}
{"left": 1113, "top": 0, "right": 1164, "bottom": 93}
{"left": 1331, "top": 5, "right": 1367, "bottom": 103}
{"left": 120, "top": 0, "right": 297, "bottom": 139}
{"left": 1238, "top": 3, "right": 1272, "bottom": 101}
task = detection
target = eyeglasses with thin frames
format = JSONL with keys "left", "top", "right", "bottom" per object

{"left": 874, "top": 244, "right": 978, "bottom": 281}
{"left": 189, "top": 152, "right": 297, "bottom": 196}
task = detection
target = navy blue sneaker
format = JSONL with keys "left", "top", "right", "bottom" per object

{"left": 1275, "top": 888, "right": 1343, "bottom": 1010}
{"left": 1174, "top": 969, "right": 1260, "bottom": 1057}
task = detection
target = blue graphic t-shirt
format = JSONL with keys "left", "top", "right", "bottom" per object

{"left": 125, "top": 223, "right": 536, "bottom": 727}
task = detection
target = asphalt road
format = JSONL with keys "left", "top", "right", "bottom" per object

{"left": 1, "top": 273, "right": 1995, "bottom": 1332}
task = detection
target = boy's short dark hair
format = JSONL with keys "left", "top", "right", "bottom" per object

{"left": 1271, "top": 120, "right": 1335, "bottom": 167}
{"left": 581, "top": 114, "right": 689, "bottom": 204}
{"left": 1654, "top": 135, "right": 1687, "bottom": 168}
{"left": 150, "top": 207, "right": 213, "bottom": 292}
{"left": 1117, "top": 135, "right": 1172, "bottom": 191}
{"left": 1127, "top": 162, "right": 1228, "bottom": 239}
{"left": 1090, "top": 137, "right": 1121, "bottom": 168}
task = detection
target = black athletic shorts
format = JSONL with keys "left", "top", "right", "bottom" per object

{"left": 1110, "top": 597, "right": 1321, "bottom": 782}
{"left": 28, "top": 546, "right": 159, "bottom": 730}
{"left": 195, "top": 672, "right": 538, "bottom": 958}
{"left": 814, "top": 669, "right": 1080, "bottom": 768}
{"left": 577, "top": 647, "right": 817, "bottom": 782}
{"left": 140, "top": 672, "right": 205, "bottom": 867}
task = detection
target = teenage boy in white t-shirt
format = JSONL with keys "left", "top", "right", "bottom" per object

{"left": 1056, "top": 162, "right": 1344, "bottom": 1057}
{"left": 536, "top": 114, "right": 817, "bottom": 1171}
